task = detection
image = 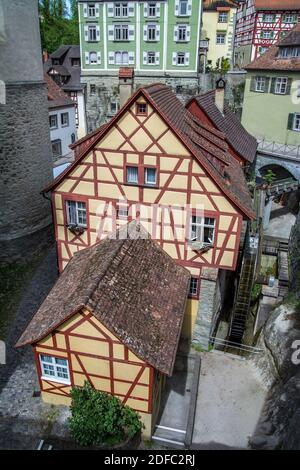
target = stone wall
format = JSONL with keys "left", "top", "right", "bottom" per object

{"left": 192, "top": 267, "right": 223, "bottom": 349}
{"left": 250, "top": 213, "right": 300, "bottom": 449}
{"left": 0, "top": 0, "right": 54, "bottom": 262}
{"left": 82, "top": 74, "right": 200, "bottom": 131}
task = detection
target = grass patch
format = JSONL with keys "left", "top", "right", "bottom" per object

{"left": 192, "top": 343, "right": 214, "bottom": 353}
{"left": 0, "top": 255, "right": 44, "bottom": 339}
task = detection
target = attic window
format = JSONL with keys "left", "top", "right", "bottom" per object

{"left": 136, "top": 102, "right": 147, "bottom": 116}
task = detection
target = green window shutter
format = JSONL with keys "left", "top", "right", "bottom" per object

{"left": 264, "top": 77, "right": 270, "bottom": 93}
{"left": 270, "top": 77, "right": 276, "bottom": 94}
{"left": 285, "top": 78, "right": 292, "bottom": 95}
{"left": 287, "top": 113, "right": 294, "bottom": 130}
{"left": 250, "top": 76, "right": 256, "bottom": 92}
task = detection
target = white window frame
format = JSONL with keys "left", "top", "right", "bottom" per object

{"left": 115, "top": 50, "right": 129, "bottom": 65}
{"left": 40, "top": 355, "right": 70, "bottom": 384}
{"left": 114, "top": 2, "right": 128, "bottom": 17}
{"left": 218, "top": 12, "right": 228, "bottom": 23}
{"left": 144, "top": 167, "right": 157, "bottom": 186}
{"left": 88, "top": 25, "right": 97, "bottom": 42}
{"left": 66, "top": 200, "right": 87, "bottom": 227}
{"left": 177, "top": 52, "right": 185, "bottom": 65}
{"left": 147, "top": 51, "right": 156, "bottom": 64}
{"left": 114, "top": 24, "right": 129, "bottom": 41}
{"left": 126, "top": 166, "right": 138, "bottom": 184}
{"left": 117, "top": 205, "right": 129, "bottom": 218}
{"left": 189, "top": 215, "right": 216, "bottom": 246}
{"left": 261, "top": 30, "right": 272, "bottom": 39}
{"left": 178, "top": 25, "right": 187, "bottom": 42}
{"left": 216, "top": 32, "right": 226, "bottom": 44}
{"left": 275, "top": 77, "right": 288, "bottom": 95}
{"left": 179, "top": 0, "right": 188, "bottom": 16}
{"left": 89, "top": 51, "right": 98, "bottom": 64}
{"left": 147, "top": 24, "right": 157, "bottom": 41}
{"left": 293, "top": 113, "right": 300, "bottom": 131}
{"left": 263, "top": 14, "right": 275, "bottom": 23}
{"left": 88, "top": 3, "right": 96, "bottom": 17}
{"left": 49, "top": 114, "right": 58, "bottom": 130}
{"left": 255, "top": 76, "right": 266, "bottom": 92}
{"left": 148, "top": 2, "right": 157, "bottom": 18}
{"left": 61, "top": 112, "right": 69, "bottom": 127}
{"left": 283, "top": 14, "right": 296, "bottom": 24}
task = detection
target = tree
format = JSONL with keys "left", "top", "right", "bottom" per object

{"left": 69, "top": 381, "right": 143, "bottom": 447}
{"left": 39, "top": 0, "right": 79, "bottom": 53}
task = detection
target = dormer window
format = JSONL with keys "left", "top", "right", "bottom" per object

{"left": 72, "top": 58, "right": 80, "bottom": 66}
{"left": 279, "top": 47, "right": 300, "bottom": 58}
{"left": 136, "top": 102, "right": 147, "bottom": 116}
{"left": 52, "top": 59, "right": 60, "bottom": 65}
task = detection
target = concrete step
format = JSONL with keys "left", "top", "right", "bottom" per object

{"left": 152, "top": 425, "right": 186, "bottom": 449}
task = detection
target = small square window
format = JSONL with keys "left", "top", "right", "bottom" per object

{"left": 126, "top": 166, "right": 138, "bottom": 184}
{"left": 66, "top": 200, "right": 87, "bottom": 227}
{"left": 117, "top": 206, "right": 129, "bottom": 218}
{"left": 136, "top": 103, "right": 147, "bottom": 115}
{"left": 61, "top": 112, "right": 69, "bottom": 127}
{"left": 189, "top": 277, "right": 199, "bottom": 298}
{"left": 145, "top": 167, "right": 157, "bottom": 186}
{"left": 49, "top": 114, "right": 58, "bottom": 129}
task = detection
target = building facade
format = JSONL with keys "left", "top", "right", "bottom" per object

{"left": 17, "top": 225, "right": 190, "bottom": 437}
{"left": 202, "top": 0, "right": 238, "bottom": 69}
{"left": 45, "top": 75, "right": 77, "bottom": 161}
{"left": 234, "top": 0, "right": 300, "bottom": 69}
{"left": 44, "top": 45, "right": 88, "bottom": 139}
{"left": 78, "top": 0, "right": 202, "bottom": 130}
{"left": 42, "top": 83, "right": 254, "bottom": 347}
{"left": 241, "top": 23, "right": 300, "bottom": 180}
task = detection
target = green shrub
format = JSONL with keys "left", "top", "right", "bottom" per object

{"left": 69, "top": 381, "right": 143, "bottom": 447}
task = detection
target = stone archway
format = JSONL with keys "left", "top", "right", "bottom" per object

{"left": 256, "top": 154, "right": 300, "bottom": 182}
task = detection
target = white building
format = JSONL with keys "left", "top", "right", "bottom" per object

{"left": 45, "top": 74, "right": 77, "bottom": 161}
{"left": 44, "top": 45, "right": 87, "bottom": 139}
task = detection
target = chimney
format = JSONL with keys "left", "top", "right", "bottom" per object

{"left": 215, "top": 77, "right": 226, "bottom": 114}
{"left": 119, "top": 67, "right": 134, "bottom": 107}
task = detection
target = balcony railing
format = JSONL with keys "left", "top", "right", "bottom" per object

{"left": 257, "top": 139, "right": 300, "bottom": 160}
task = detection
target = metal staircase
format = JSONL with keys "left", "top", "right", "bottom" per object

{"left": 228, "top": 228, "right": 259, "bottom": 344}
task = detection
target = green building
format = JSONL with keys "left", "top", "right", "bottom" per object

{"left": 241, "top": 23, "right": 300, "bottom": 181}
{"left": 78, "top": 1, "right": 202, "bottom": 130}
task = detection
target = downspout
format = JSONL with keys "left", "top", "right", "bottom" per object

{"left": 41, "top": 190, "right": 60, "bottom": 274}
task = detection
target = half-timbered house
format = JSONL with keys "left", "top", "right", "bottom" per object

{"left": 16, "top": 222, "right": 190, "bottom": 438}
{"left": 43, "top": 82, "right": 255, "bottom": 346}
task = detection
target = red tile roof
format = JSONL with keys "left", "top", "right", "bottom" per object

{"left": 44, "top": 83, "right": 255, "bottom": 219}
{"left": 187, "top": 90, "right": 257, "bottom": 163}
{"left": 44, "top": 73, "right": 74, "bottom": 109}
{"left": 254, "top": 0, "right": 300, "bottom": 10}
{"left": 16, "top": 222, "right": 190, "bottom": 376}
{"left": 245, "top": 22, "right": 300, "bottom": 71}
{"left": 119, "top": 67, "right": 134, "bottom": 78}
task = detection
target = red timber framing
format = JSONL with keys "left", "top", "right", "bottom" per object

{"left": 35, "top": 310, "right": 155, "bottom": 414}
{"left": 235, "top": 0, "right": 300, "bottom": 58}
{"left": 48, "top": 86, "right": 250, "bottom": 278}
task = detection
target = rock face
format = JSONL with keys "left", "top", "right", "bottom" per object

{"left": 250, "top": 214, "right": 300, "bottom": 450}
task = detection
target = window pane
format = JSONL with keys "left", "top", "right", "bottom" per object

{"left": 41, "top": 355, "right": 53, "bottom": 364}
{"left": 55, "top": 358, "right": 67, "bottom": 366}
{"left": 127, "top": 166, "right": 138, "bottom": 183}
{"left": 145, "top": 168, "right": 156, "bottom": 184}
